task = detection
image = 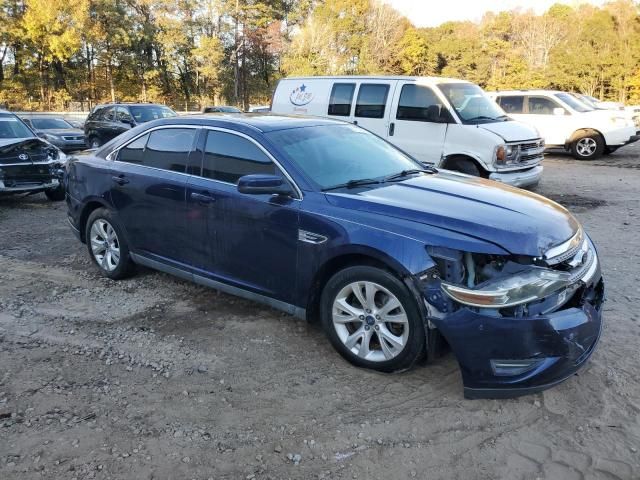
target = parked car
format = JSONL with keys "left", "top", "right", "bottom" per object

{"left": 271, "top": 76, "right": 544, "bottom": 189}
{"left": 22, "top": 116, "right": 86, "bottom": 152}
{"left": 0, "top": 109, "right": 66, "bottom": 200}
{"left": 84, "top": 103, "right": 177, "bottom": 149}
{"left": 490, "top": 90, "right": 638, "bottom": 159}
{"left": 248, "top": 105, "right": 271, "bottom": 113}
{"left": 202, "top": 105, "right": 242, "bottom": 113}
{"left": 573, "top": 93, "right": 640, "bottom": 132}
{"left": 65, "top": 114, "right": 604, "bottom": 399}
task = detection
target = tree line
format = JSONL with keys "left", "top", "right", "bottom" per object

{"left": 1, "top": 0, "right": 640, "bottom": 111}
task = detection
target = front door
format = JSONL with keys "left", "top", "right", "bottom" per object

{"left": 389, "top": 83, "right": 450, "bottom": 164}
{"left": 187, "top": 129, "right": 300, "bottom": 303}
{"left": 109, "top": 127, "right": 198, "bottom": 266}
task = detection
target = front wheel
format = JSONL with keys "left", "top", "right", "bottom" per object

{"left": 320, "top": 266, "right": 426, "bottom": 373}
{"left": 87, "top": 136, "right": 101, "bottom": 149}
{"left": 571, "top": 133, "right": 605, "bottom": 160}
{"left": 445, "top": 157, "right": 482, "bottom": 176}
{"left": 85, "top": 208, "right": 135, "bottom": 280}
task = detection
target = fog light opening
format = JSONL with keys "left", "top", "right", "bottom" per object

{"left": 490, "top": 358, "right": 544, "bottom": 376}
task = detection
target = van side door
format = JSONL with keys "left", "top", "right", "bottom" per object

{"left": 389, "top": 82, "right": 451, "bottom": 164}
{"left": 350, "top": 82, "right": 396, "bottom": 137}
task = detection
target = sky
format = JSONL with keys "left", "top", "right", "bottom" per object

{"left": 383, "top": 0, "right": 608, "bottom": 27}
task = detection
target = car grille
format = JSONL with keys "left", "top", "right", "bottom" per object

{"left": 516, "top": 139, "right": 544, "bottom": 165}
{"left": 62, "top": 135, "right": 84, "bottom": 141}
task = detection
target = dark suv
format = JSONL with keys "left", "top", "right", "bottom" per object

{"left": 66, "top": 114, "right": 604, "bottom": 399}
{"left": 84, "top": 103, "right": 177, "bottom": 149}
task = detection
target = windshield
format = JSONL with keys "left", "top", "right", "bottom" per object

{"left": 266, "top": 124, "right": 421, "bottom": 190}
{"left": 30, "top": 118, "right": 73, "bottom": 130}
{"left": 438, "top": 83, "right": 507, "bottom": 124}
{"left": 129, "top": 105, "right": 177, "bottom": 123}
{"left": 555, "top": 93, "right": 594, "bottom": 113}
{"left": 0, "top": 115, "right": 34, "bottom": 139}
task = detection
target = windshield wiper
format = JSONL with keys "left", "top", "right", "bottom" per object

{"left": 322, "top": 178, "right": 382, "bottom": 192}
{"left": 465, "top": 115, "right": 498, "bottom": 122}
{"left": 384, "top": 167, "right": 437, "bottom": 182}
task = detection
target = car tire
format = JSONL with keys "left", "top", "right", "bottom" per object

{"left": 571, "top": 132, "right": 605, "bottom": 160}
{"left": 44, "top": 185, "right": 65, "bottom": 201}
{"left": 87, "top": 136, "right": 101, "bottom": 149}
{"left": 320, "top": 266, "right": 426, "bottom": 373}
{"left": 85, "top": 208, "right": 135, "bottom": 280}
{"left": 446, "top": 156, "right": 482, "bottom": 176}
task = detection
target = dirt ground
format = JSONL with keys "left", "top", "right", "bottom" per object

{"left": 1, "top": 144, "right": 639, "bottom": 480}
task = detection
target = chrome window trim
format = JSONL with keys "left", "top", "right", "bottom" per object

{"left": 107, "top": 124, "right": 303, "bottom": 200}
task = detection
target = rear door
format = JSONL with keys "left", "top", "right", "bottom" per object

{"left": 350, "top": 82, "right": 395, "bottom": 137}
{"left": 389, "top": 82, "right": 450, "bottom": 164}
{"left": 109, "top": 127, "right": 198, "bottom": 266}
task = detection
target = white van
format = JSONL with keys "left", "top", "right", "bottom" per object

{"left": 490, "top": 90, "right": 639, "bottom": 160}
{"left": 271, "top": 76, "right": 544, "bottom": 188}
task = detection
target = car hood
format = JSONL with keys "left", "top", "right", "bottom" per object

{"left": 479, "top": 120, "right": 540, "bottom": 142}
{"left": 39, "top": 128, "right": 84, "bottom": 136}
{"left": 0, "top": 137, "right": 58, "bottom": 164}
{"left": 0, "top": 137, "right": 40, "bottom": 149}
{"left": 324, "top": 172, "right": 579, "bottom": 257}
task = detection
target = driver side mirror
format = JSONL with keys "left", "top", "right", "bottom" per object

{"left": 553, "top": 107, "right": 567, "bottom": 116}
{"left": 237, "top": 174, "right": 294, "bottom": 196}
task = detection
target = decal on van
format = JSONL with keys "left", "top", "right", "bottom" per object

{"left": 290, "top": 84, "right": 314, "bottom": 106}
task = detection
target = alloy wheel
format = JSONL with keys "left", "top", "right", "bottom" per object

{"left": 576, "top": 137, "right": 597, "bottom": 157}
{"left": 89, "top": 219, "right": 120, "bottom": 272}
{"left": 332, "top": 281, "right": 409, "bottom": 362}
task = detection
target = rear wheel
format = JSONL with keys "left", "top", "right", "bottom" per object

{"left": 44, "top": 185, "right": 65, "bottom": 201}
{"left": 320, "top": 266, "right": 425, "bottom": 373}
{"left": 571, "top": 133, "right": 604, "bottom": 160}
{"left": 85, "top": 208, "right": 135, "bottom": 280}
{"left": 88, "top": 136, "right": 101, "bottom": 149}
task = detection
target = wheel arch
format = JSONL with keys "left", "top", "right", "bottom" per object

{"left": 566, "top": 128, "right": 607, "bottom": 148}
{"left": 440, "top": 154, "right": 488, "bottom": 177}
{"left": 78, "top": 198, "right": 112, "bottom": 243}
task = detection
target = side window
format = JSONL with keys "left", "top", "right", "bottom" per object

{"left": 117, "top": 133, "right": 149, "bottom": 164}
{"left": 102, "top": 107, "right": 115, "bottom": 121}
{"left": 88, "top": 107, "right": 104, "bottom": 121}
{"left": 528, "top": 96, "right": 561, "bottom": 115}
{"left": 497, "top": 96, "right": 524, "bottom": 114}
{"left": 202, "top": 131, "right": 276, "bottom": 184}
{"left": 355, "top": 84, "right": 390, "bottom": 119}
{"left": 144, "top": 128, "right": 197, "bottom": 173}
{"left": 116, "top": 107, "right": 133, "bottom": 124}
{"left": 396, "top": 84, "right": 449, "bottom": 122}
{"left": 328, "top": 83, "right": 355, "bottom": 116}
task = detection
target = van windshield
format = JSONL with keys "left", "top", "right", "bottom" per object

{"left": 439, "top": 83, "right": 508, "bottom": 124}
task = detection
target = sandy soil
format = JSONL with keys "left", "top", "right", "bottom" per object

{"left": 0, "top": 145, "right": 639, "bottom": 480}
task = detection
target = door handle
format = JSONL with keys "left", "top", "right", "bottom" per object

{"left": 353, "top": 120, "right": 358, "bottom": 126}
{"left": 190, "top": 191, "right": 215, "bottom": 204}
{"left": 389, "top": 122, "right": 395, "bottom": 136}
{"left": 111, "top": 175, "right": 129, "bottom": 185}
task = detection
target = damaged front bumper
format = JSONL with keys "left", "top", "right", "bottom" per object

{"left": 423, "top": 246, "right": 604, "bottom": 399}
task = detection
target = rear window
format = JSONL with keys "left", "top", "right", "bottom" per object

{"left": 355, "top": 84, "right": 390, "bottom": 119}
{"left": 328, "top": 83, "right": 355, "bottom": 116}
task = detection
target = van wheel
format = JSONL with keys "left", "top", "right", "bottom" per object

{"left": 320, "top": 266, "right": 425, "bottom": 373}
{"left": 571, "top": 133, "right": 604, "bottom": 160}
{"left": 85, "top": 208, "right": 135, "bottom": 280}
{"left": 445, "top": 156, "right": 482, "bottom": 176}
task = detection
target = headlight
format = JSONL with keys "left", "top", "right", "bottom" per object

{"left": 43, "top": 133, "right": 62, "bottom": 142}
{"left": 495, "top": 144, "right": 520, "bottom": 166}
{"left": 441, "top": 267, "right": 572, "bottom": 308}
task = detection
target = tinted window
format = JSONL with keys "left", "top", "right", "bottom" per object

{"left": 117, "top": 133, "right": 149, "bottom": 164}
{"left": 88, "top": 107, "right": 104, "bottom": 121}
{"left": 396, "top": 84, "right": 448, "bottom": 122}
{"left": 102, "top": 107, "right": 116, "bottom": 121}
{"left": 116, "top": 107, "right": 134, "bottom": 123}
{"left": 129, "top": 105, "right": 177, "bottom": 123}
{"left": 144, "top": 128, "right": 196, "bottom": 172}
{"left": 203, "top": 131, "right": 275, "bottom": 184}
{"left": 355, "top": 84, "right": 389, "bottom": 119}
{"left": 528, "top": 96, "right": 562, "bottom": 115}
{"left": 497, "top": 96, "right": 524, "bottom": 114}
{"left": 30, "top": 118, "right": 73, "bottom": 129}
{"left": 328, "top": 83, "right": 355, "bottom": 116}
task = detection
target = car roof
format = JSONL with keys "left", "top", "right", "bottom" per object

{"left": 491, "top": 90, "right": 565, "bottom": 95}
{"left": 152, "top": 113, "right": 348, "bottom": 133}
{"left": 282, "top": 75, "right": 469, "bottom": 84}
{"left": 93, "top": 103, "right": 170, "bottom": 108}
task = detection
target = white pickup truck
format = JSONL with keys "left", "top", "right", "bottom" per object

{"left": 490, "top": 90, "right": 639, "bottom": 160}
{"left": 271, "top": 76, "right": 545, "bottom": 188}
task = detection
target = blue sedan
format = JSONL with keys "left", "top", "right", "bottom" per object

{"left": 64, "top": 114, "right": 604, "bottom": 399}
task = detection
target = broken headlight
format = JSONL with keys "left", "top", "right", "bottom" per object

{"left": 441, "top": 267, "right": 572, "bottom": 308}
